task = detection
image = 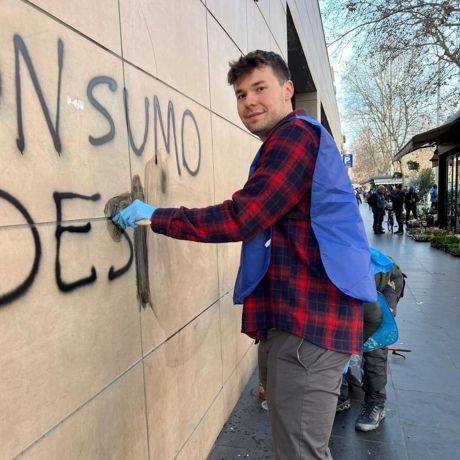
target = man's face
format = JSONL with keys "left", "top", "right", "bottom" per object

{"left": 233, "top": 65, "right": 294, "bottom": 140}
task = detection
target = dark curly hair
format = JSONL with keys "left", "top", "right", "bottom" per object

{"left": 227, "top": 50, "right": 291, "bottom": 85}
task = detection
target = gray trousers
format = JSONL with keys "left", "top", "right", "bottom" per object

{"left": 258, "top": 330, "right": 350, "bottom": 460}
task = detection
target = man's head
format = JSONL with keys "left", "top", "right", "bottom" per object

{"left": 395, "top": 184, "right": 402, "bottom": 191}
{"left": 378, "top": 185, "right": 386, "bottom": 194}
{"left": 228, "top": 50, "right": 294, "bottom": 140}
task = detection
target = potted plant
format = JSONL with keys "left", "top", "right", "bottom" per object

{"left": 430, "top": 234, "right": 447, "bottom": 250}
{"left": 409, "top": 227, "right": 429, "bottom": 241}
{"left": 447, "top": 242, "right": 460, "bottom": 256}
{"left": 407, "top": 160, "right": 420, "bottom": 171}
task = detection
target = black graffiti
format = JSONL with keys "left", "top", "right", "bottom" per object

{"left": 54, "top": 192, "right": 100, "bottom": 292}
{"left": 153, "top": 96, "right": 181, "bottom": 175}
{"left": 108, "top": 230, "right": 133, "bottom": 280}
{"left": 14, "top": 34, "right": 63, "bottom": 154}
{"left": 0, "top": 189, "right": 134, "bottom": 306}
{"left": 181, "top": 109, "right": 201, "bottom": 176}
{"left": 124, "top": 88, "right": 149, "bottom": 156}
{"left": 0, "top": 190, "right": 41, "bottom": 308}
{"left": 153, "top": 97, "right": 202, "bottom": 178}
{"left": 9, "top": 34, "right": 202, "bottom": 179}
{"left": 87, "top": 76, "right": 117, "bottom": 146}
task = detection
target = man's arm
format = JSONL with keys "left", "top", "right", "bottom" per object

{"left": 117, "top": 120, "right": 318, "bottom": 243}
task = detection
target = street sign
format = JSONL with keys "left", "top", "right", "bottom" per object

{"left": 343, "top": 153, "right": 353, "bottom": 168}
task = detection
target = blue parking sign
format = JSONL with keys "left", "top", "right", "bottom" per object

{"left": 343, "top": 153, "right": 353, "bottom": 168}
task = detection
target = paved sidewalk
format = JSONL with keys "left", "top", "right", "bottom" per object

{"left": 208, "top": 205, "right": 460, "bottom": 459}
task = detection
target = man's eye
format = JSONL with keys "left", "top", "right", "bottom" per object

{"left": 256, "top": 87, "right": 266, "bottom": 92}
{"left": 237, "top": 94, "right": 245, "bottom": 100}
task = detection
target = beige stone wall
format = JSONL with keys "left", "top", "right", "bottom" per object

{"left": 0, "top": 1, "right": 340, "bottom": 458}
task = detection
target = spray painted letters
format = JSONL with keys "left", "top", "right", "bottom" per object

{"left": 0, "top": 34, "right": 203, "bottom": 307}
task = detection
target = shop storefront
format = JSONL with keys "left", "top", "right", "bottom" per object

{"left": 395, "top": 111, "right": 460, "bottom": 231}
{"left": 442, "top": 151, "right": 460, "bottom": 231}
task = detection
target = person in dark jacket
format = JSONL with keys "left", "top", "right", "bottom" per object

{"left": 368, "top": 186, "right": 387, "bottom": 234}
{"left": 429, "top": 184, "right": 438, "bottom": 210}
{"left": 404, "top": 186, "right": 419, "bottom": 221}
{"left": 390, "top": 185, "right": 405, "bottom": 233}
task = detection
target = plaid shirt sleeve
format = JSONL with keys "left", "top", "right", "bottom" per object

{"left": 151, "top": 117, "right": 319, "bottom": 242}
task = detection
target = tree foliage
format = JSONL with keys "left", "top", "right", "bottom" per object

{"left": 319, "top": 0, "right": 459, "bottom": 181}
{"left": 320, "top": 0, "right": 460, "bottom": 109}
{"left": 321, "top": 1, "right": 459, "bottom": 70}
{"left": 343, "top": 50, "right": 435, "bottom": 176}
{"left": 413, "top": 168, "right": 435, "bottom": 201}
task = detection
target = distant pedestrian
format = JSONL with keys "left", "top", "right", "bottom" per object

{"left": 390, "top": 185, "right": 405, "bottom": 233}
{"left": 367, "top": 186, "right": 387, "bottom": 234}
{"left": 429, "top": 184, "right": 438, "bottom": 210}
{"left": 404, "top": 186, "right": 419, "bottom": 221}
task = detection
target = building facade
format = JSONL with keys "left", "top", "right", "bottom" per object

{"left": 0, "top": 1, "right": 342, "bottom": 458}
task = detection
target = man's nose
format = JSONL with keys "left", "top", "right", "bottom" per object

{"left": 244, "top": 91, "right": 257, "bottom": 106}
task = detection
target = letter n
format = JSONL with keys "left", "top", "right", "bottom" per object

{"left": 14, "top": 34, "right": 63, "bottom": 154}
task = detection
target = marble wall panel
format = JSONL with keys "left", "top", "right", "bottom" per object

{"left": 176, "top": 334, "right": 257, "bottom": 460}
{"left": 119, "top": 0, "right": 210, "bottom": 107}
{"left": 175, "top": 390, "right": 225, "bottom": 460}
{"left": 219, "top": 294, "right": 254, "bottom": 382}
{"left": 270, "top": 0, "right": 288, "bottom": 57}
{"left": 0, "top": 221, "right": 141, "bottom": 459}
{"left": 211, "top": 115, "right": 258, "bottom": 295}
{"left": 121, "top": 64, "right": 220, "bottom": 353}
{"left": 221, "top": 342, "right": 258, "bottom": 419}
{"left": 206, "top": 0, "right": 248, "bottom": 52}
{"left": 144, "top": 305, "right": 223, "bottom": 459}
{"left": 247, "top": 0, "right": 272, "bottom": 52}
{"left": 0, "top": 0, "right": 130, "bottom": 226}
{"left": 255, "top": 0, "right": 270, "bottom": 25}
{"left": 28, "top": 0, "right": 121, "bottom": 54}
{"left": 18, "top": 365, "right": 148, "bottom": 460}
{"left": 207, "top": 14, "right": 245, "bottom": 128}
{"left": 211, "top": 115, "right": 255, "bottom": 204}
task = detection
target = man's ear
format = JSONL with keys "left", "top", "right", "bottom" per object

{"left": 284, "top": 80, "right": 294, "bottom": 101}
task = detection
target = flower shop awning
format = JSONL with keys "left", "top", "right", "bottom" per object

{"left": 394, "top": 110, "right": 460, "bottom": 161}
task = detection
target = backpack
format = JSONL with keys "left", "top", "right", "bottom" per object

{"left": 363, "top": 249, "right": 407, "bottom": 352}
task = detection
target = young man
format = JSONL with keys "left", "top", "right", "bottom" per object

{"left": 113, "top": 51, "right": 376, "bottom": 459}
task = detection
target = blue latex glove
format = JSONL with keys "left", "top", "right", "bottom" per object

{"left": 112, "top": 199, "right": 156, "bottom": 229}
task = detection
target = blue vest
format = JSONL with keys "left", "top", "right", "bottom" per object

{"left": 233, "top": 114, "right": 377, "bottom": 304}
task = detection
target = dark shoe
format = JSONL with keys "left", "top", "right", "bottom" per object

{"left": 355, "top": 402, "right": 385, "bottom": 431}
{"left": 395, "top": 229, "right": 404, "bottom": 234}
{"left": 336, "top": 398, "right": 351, "bottom": 413}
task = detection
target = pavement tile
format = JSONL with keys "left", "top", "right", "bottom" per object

{"left": 404, "top": 425, "right": 460, "bottom": 460}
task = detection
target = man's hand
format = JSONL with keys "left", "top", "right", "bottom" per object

{"left": 112, "top": 199, "right": 156, "bottom": 229}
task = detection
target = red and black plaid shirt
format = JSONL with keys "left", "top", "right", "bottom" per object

{"left": 152, "top": 110, "right": 363, "bottom": 354}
